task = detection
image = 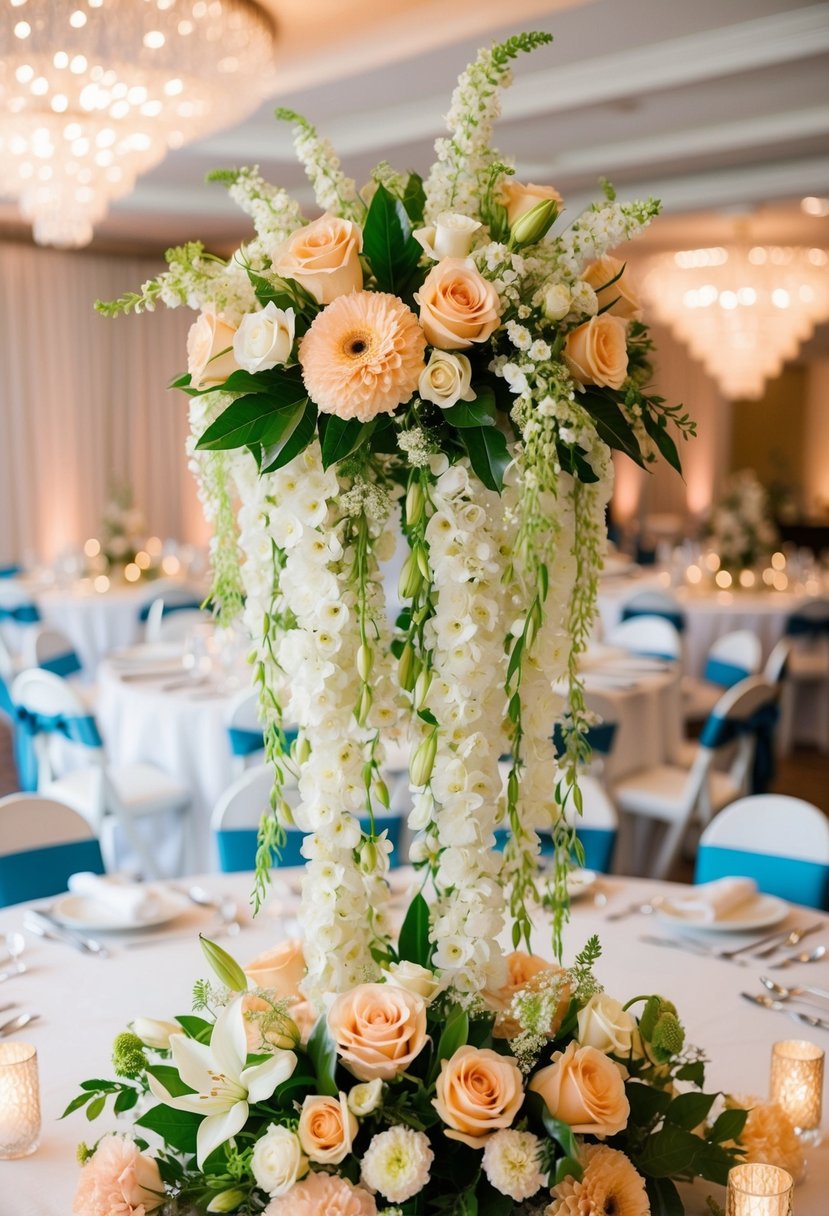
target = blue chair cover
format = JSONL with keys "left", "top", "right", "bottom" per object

{"left": 699, "top": 703, "right": 779, "bottom": 795}
{"left": 0, "top": 565, "right": 22, "bottom": 579}
{"left": 0, "top": 838, "right": 105, "bottom": 908}
{"left": 620, "top": 603, "right": 685, "bottom": 633}
{"left": 703, "top": 656, "right": 750, "bottom": 689}
{"left": 695, "top": 844, "right": 829, "bottom": 911}
{"left": 493, "top": 826, "right": 616, "bottom": 874}
{"left": 0, "top": 676, "right": 13, "bottom": 719}
{"left": 227, "top": 727, "right": 265, "bottom": 757}
{"left": 138, "top": 597, "right": 203, "bottom": 623}
{"left": 785, "top": 613, "right": 829, "bottom": 638}
{"left": 13, "top": 708, "right": 103, "bottom": 793}
{"left": 40, "top": 650, "right": 83, "bottom": 679}
{"left": 218, "top": 813, "right": 402, "bottom": 873}
{"left": 0, "top": 602, "right": 40, "bottom": 624}
{"left": 553, "top": 721, "right": 617, "bottom": 758}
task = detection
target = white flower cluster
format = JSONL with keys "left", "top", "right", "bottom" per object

{"left": 361, "top": 1126, "right": 434, "bottom": 1204}
{"left": 226, "top": 166, "right": 305, "bottom": 252}
{"left": 707, "top": 469, "right": 777, "bottom": 569}
{"left": 138, "top": 242, "right": 257, "bottom": 323}
{"left": 186, "top": 393, "right": 245, "bottom": 617}
{"left": 550, "top": 199, "right": 660, "bottom": 282}
{"left": 475, "top": 243, "right": 528, "bottom": 314}
{"left": 410, "top": 458, "right": 510, "bottom": 996}
{"left": 279, "top": 110, "right": 363, "bottom": 224}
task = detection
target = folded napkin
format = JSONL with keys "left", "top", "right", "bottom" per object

{"left": 664, "top": 877, "right": 758, "bottom": 924}
{"left": 68, "top": 872, "right": 163, "bottom": 921}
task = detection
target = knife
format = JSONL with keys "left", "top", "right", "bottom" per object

{"left": 638, "top": 934, "right": 747, "bottom": 965}
{"left": 741, "top": 992, "right": 829, "bottom": 1031}
{"left": 24, "top": 910, "right": 109, "bottom": 958}
{"left": 0, "top": 1012, "right": 39, "bottom": 1037}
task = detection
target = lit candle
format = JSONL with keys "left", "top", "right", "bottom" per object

{"left": 725, "top": 1164, "right": 793, "bottom": 1216}
{"left": 770, "top": 1039, "right": 824, "bottom": 1145}
{"left": 0, "top": 1042, "right": 40, "bottom": 1159}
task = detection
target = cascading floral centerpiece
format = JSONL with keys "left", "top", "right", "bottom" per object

{"left": 70, "top": 31, "right": 771, "bottom": 1216}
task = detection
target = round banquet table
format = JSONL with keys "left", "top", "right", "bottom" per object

{"left": 2, "top": 871, "right": 827, "bottom": 1215}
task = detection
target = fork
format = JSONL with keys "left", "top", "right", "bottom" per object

{"left": 606, "top": 898, "right": 663, "bottom": 922}
{"left": 751, "top": 922, "right": 823, "bottom": 959}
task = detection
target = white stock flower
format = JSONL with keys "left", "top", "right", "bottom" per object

{"left": 251, "top": 1124, "right": 308, "bottom": 1197}
{"left": 233, "top": 302, "right": 295, "bottom": 373}
{"left": 418, "top": 350, "right": 476, "bottom": 410}
{"left": 360, "top": 1126, "right": 434, "bottom": 1203}
{"left": 482, "top": 1129, "right": 545, "bottom": 1201}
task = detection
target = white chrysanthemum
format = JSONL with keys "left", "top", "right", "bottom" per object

{"left": 360, "top": 1126, "right": 434, "bottom": 1203}
{"left": 482, "top": 1129, "right": 545, "bottom": 1201}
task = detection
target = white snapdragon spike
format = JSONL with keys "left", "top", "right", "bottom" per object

{"left": 278, "top": 110, "right": 363, "bottom": 223}
{"left": 226, "top": 166, "right": 305, "bottom": 256}
{"left": 186, "top": 394, "right": 245, "bottom": 624}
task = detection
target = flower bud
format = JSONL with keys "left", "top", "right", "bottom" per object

{"left": 410, "top": 731, "right": 437, "bottom": 788}
{"left": 277, "top": 796, "right": 296, "bottom": 829}
{"left": 398, "top": 643, "right": 416, "bottom": 692}
{"left": 200, "top": 935, "right": 248, "bottom": 992}
{"left": 398, "top": 553, "right": 422, "bottom": 599}
{"left": 356, "top": 684, "right": 373, "bottom": 725}
{"left": 356, "top": 643, "right": 373, "bottom": 682}
{"left": 543, "top": 282, "right": 572, "bottom": 321}
{"left": 294, "top": 734, "right": 311, "bottom": 765}
{"left": 414, "top": 669, "right": 432, "bottom": 710}
{"left": 510, "top": 197, "right": 559, "bottom": 248}
{"left": 373, "top": 777, "right": 391, "bottom": 809}
{"left": 347, "top": 1078, "right": 384, "bottom": 1117}
{"left": 405, "top": 480, "right": 425, "bottom": 528}
{"left": 131, "top": 1017, "right": 181, "bottom": 1050}
{"left": 207, "top": 1189, "right": 247, "bottom": 1213}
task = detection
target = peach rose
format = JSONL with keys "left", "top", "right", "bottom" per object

{"left": 415, "top": 258, "right": 501, "bottom": 350}
{"left": 500, "top": 180, "right": 563, "bottom": 226}
{"left": 242, "top": 993, "right": 300, "bottom": 1053}
{"left": 433, "top": 1046, "right": 524, "bottom": 1148}
{"left": 73, "top": 1134, "right": 164, "bottom": 1216}
{"left": 186, "top": 311, "right": 238, "bottom": 390}
{"left": 297, "top": 1092, "right": 357, "bottom": 1165}
{"left": 328, "top": 983, "right": 428, "bottom": 1081}
{"left": 529, "top": 1041, "right": 630, "bottom": 1136}
{"left": 244, "top": 939, "right": 305, "bottom": 998}
{"left": 485, "top": 952, "right": 571, "bottom": 1040}
{"left": 563, "top": 314, "right": 629, "bottom": 390}
{"left": 274, "top": 214, "right": 363, "bottom": 305}
{"left": 583, "top": 255, "right": 642, "bottom": 320}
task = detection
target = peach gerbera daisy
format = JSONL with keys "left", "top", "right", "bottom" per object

{"left": 299, "top": 290, "right": 426, "bottom": 423}
{"left": 732, "top": 1094, "right": 805, "bottom": 1181}
{"left": 546, "top": 1144, "right": 649, "bottom": 1216}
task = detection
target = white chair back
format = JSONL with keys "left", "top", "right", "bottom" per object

{"left": 224, "top": 689, "right": 265, "bottom": 775}
{"left": 706, "top": 629, "right": 762, "bottom": 679}
{"left": 607, "top": 615, "right": 682, "bottom": 662}
{"left": 0, "top": 630, "right": 17, "bottom": 681}
{"left": 152, "top": 606, "right": 210, "bottom": 645}
{"left": 143, "top": 597, "right": 165, "bottom": 642}
{"left": 22, "top": 625, "right": 81, "bottom": 675}
{"left": 10, "top": 668, "right": 105, "bottom": 805}
{"left": 0, "top": 793, "right": 97, "bottom": 855}
{"left": 764, "top": 638, "right": 792, "bottom": 686}
{"left": 620, "top": 588, "right": 684, "bottom": 624}
{"left": 701, "top": 794, "right": 829, "bottom": 862}
{"left": 212, "top": 763, "right": 275, "bottom": 833}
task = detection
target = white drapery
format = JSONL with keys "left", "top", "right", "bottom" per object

{"left": 0, "top": 241, "right": 206, "bottom": 565}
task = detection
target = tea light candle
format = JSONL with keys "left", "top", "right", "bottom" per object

{"left": 0, "top": 1042, "right": 41, "bottom": 1159}
{"left": 725, "top": 1164, "right": 793, "bottom": 1215}
{"left": 770, "top": 1039, "right": 824, "bottom": 1145}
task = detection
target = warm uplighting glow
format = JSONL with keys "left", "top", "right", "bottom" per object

{"left": 93, "top": 575, "right": 110, "bottom": 593}
{"left": 123, "top": 562, "right": 141, "bottom": 582}
{"left": 801, "top": 196, "right": 829, "bottom": 218}
{"left": 739, "top": 569, "right": 756, "bottom": 588}
{"left": 771, "top": 551, "right": 786, "bottom": 570}
{"left": 135, "top": 550, "right": 151, "bottom": 570}
{"left": 642, "top": 244, "right": 829, "bottom": 399}
{"left": 715, "top": 570, "right": 732, "bottom": 589}
{"left": 145, "top": 535, "right": 163, "bottom": 556}
{"left": 0, "top": 0, "right": 276, "bottom": 247}
{"left": 83, "top": 537, "right": 101, "bottom": 557}
{"left": 161, "top": 554, "right": 180, "bottom": 575}
{"left": 704, "top": 552, "right": 721, "bottom": 572}
{"left": 772, "top": 571, "right": 789, "bottom": 591}
{"left": 686, "top": 564, "right": 702, "bottom": 584}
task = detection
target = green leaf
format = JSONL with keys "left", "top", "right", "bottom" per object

{"left": 398, "top": 892, "right": 432, "bottom": 968}
{"left": 645, "top": 1176, "right": 684, "bottom": 1216}
{"left": 79, "top": 1079, "right": 117, "bottom": 1091}
{"left": 626, "top": 1081, "right": 672, "bottom": 1127}
{"left": 197, "top": 390, "right": 307, "bottom": 451}
{"left": 442, "top": 388, "right": 497, "bottom": 429}
{"left": 553, "top": 1156, "right": 583, "bottom": 1186}
{"left": 636, "top": 1123, "right": 700, "bottom": 1178}
{"left": 676, "top": 1060, "right": 706, "bottom": 1087}
{"left": 259, "top": 398, "right": 314, "bottom": 472}
{"left": 581, "top": 392, "right": 646, "bottom": 467}
{"left": 710, "top": 1107, "right": 748, "bottom": 1143}
{"left": 136, "top": 1104, "right": 200, "bottom": 1155}
{"left": 644, "top": 410, "right": 682, "bottom": 474}
{"left": 146, "top": 1065, "right": 196, "bottom": 1099}
{"left": 401, "top": 172, "right": 427, "bottom": 225}
{"left": 541, "top": 1112, "right": 580, "bottom": 1161}
{"left": 434, "top": 1005, "right": 469, "bottom": 1071}
{"left": 460, "top": 425, "right": 510, "bottom": 492}
{"left": 476, "top": 1180, "right": 513, "bottom": 1215}
{"left": 666, "top": 1090, "right": 718, "bottom": 1131}
{"left": 114, "top": 1087, "right": 140, "bottom": 1114}
{"left": 362, "top": 183, "right": 422, "bottom": 295}
{"left": 307, "top": 1015, "right": 339, "bottom": 1097}
{"left": 176, "top": 1015, "right": 214, "bottom": 1044}
{"left": 557, "top": 442, "right": 600, "bottom": 483}
{"left": 60, "top": 1092, "right": 94, "bottom": 1118}
{"left": 318, "top": 414, "right": 372, "bottom": 468}
{"left": 86, "top": 1095, "right": 106, "bottom": 1120}
{"left": 169, "top": 372, "right": 194, "bottom": 391}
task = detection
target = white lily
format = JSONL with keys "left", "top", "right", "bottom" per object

{"left": 147, "top": 996, "right": 297, "bottom": 1168}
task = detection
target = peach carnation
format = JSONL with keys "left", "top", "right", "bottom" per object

{"left": 265, "top": 1170, "right": 377, "bottom": 1216}
{"left": 299, "top": 291, "right": 426, "bottom": 422}
{"left": 73, "top": 1135, "right": 164, "bottom": 1216}
{"left": 546, "top": 1144, "right": 649, "bottom": 1216}
{"left": 733, "top": 1094, "right": 805, "bottom": 1181}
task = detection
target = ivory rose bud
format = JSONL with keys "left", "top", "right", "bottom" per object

{"left": 233, "top": 302, "right": 295, "bottom": 373}
{"left": 433, "top": 1046, "right": 524, "bottom": 1148}
{"left": 131, "top": 1017, "right": 182, "bottom": 1050}
{"left": 187, "top": 311, "right": 239, "bottom": 390}
{"left": 543, "top": 283, "right": 572, "bottom": 322}
{"left": 414, "top": 212, "right": 482, "bottom": 260}
{"left": 529, "top": 1042, "right": 630, "bottom": 1137}
{"left": 251, "top": 1124, "right": 308, "bottom": 1197}
{"left": 274, "top": 213, "right": 363, "bottom": 305}
{"left": 563, "top": 313, "right": 629, "bottom": 390}
{"left": 415, "top": 258, "right": 501, "bottom": 350}
{"left": 577, "top": 993, "right": 637, "bottom": 1057}
{"left": 348, "top": 1078, "right": 384, "bottom": 1117}
{"left": 418, "top": 350, "right": 475, "bottom": 410}
{"left": 583, "top": 254, "right": 642, "bottom": 320}
{"left": 327, "top": 983, "right": 428, "bottom": 1081}
{"left": 381, "top": 960, "right": 442, "bottom": 1004}
{"left": 244, "top": 939, "right": 305, "bottom": 998}
{"left": 500, "top": 180, "right": 562, "bottom": 226}
{"left": 297, "top": 1093, "right": 357, "bottom": 1165}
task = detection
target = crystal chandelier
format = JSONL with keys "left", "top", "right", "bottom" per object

{"left": 0, "top": 0, "right": 275, "bottom": 248}
{"left": 640, "top": 243, "right": 829, "bottom": 400}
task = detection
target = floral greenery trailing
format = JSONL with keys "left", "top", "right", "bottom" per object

{"left": 97, "top": 31, "right": 696, "bottom": 1005}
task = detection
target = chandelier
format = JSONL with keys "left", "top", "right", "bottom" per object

{"left": 640, "top": 243, "right": 829, "bottom": 400}
{"left": 0, "top": 0, "right": 275, "bottom": 249}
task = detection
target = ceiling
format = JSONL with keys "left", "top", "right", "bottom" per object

{"left": 1, "top": 0, "right": 828, "bottom": 256}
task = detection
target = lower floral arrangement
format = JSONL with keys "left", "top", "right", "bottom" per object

{"left": 68, "top": 907, "right": 804, "bottom": 1216}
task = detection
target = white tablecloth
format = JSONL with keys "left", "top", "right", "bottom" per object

{"left": 581, "top": 649, "right": 683, "bottom": 781}
{"left": 2, "top": 871, "right": 826, "bottom": 1215}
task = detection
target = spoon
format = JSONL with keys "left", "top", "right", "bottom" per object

{"left": 606, "top": 898, "right": 662, "bottom": 923}
{"left": 741, "top": 993, "right": 829, "bottom": 1030}
{"left": 0, "top": 1012, "right": 39, "bottom": 1037}
{"left": 769, "top": 945, "right": 827, "bottom": 970}
{"left": 760, "top": 976, "right": 829, "bottom": 1004}
{"left": 0, "top": 932, "right": 27, "bottom": 982}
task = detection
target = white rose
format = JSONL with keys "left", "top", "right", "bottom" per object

{"left": 347, "top": 1078, "right": 384, "bottom": 1117}
{"left": 577, "top": 993, "right": 637, "bottom": 1056}
{"left": 382, "top": 961, "right": 442, "bottom": 1004}
{"left": 251, "top": 1124, "right": 308, "bottom": 1197}
{"left": 233, "top": 302, "right": 296, "bottom": 373}
{"left": 418, "top": 350, "right": 476, "bottom": 410}
{"left": 543, "top": 283, "right": 572, "bottom": 321}
{"left": 414, "top": 212, "right": 482, "bottom": 260}
{"left": 131, "top": 1017, "right": 182, "bottom": 1050}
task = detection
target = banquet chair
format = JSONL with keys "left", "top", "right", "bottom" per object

{"left": 213, "top": 763, "right": 403, "bottom": 872}
{"left": 695, "top": 795, "right": 829, "bottom": 910}
{"left": 619, "top": 589, "right": 685, "bottom": 633}
{"left": 776, "top": 598, "right": 829, "bottom": 755}
{"left": 10, "top": 669, "right": 192, "bottom": 880}
{"left": 0, "top": 793, "right": 105, "bottom": 908}
{"left": 143, "top": 598, "right": 209, "bottom": 645}
{"left": 612, "top": 676, "right": 778, "bottom": 880}
{"left": 682, "top": 629, "right": 763, "bottom": 724}
{"left": 0, "top": 581, "right": 41, "bottom": 668}
{"left": 0, "top": 564, "right": 22, "bottom": 579}
{"left": 22, "top": 625, "right": 84, "bottom": 680}
{"left": 225, "top": 689, "right": 266, "bottom": 776}
{"left": 0, "top": 630, "right": 21, "bottom": 718}
{"left": 606, "top": 615, "right": 682, "bottom": 663}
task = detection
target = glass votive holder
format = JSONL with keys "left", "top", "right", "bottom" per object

{"left": 770, "top": 1039, "right": 824, "bottom": 1146}
{"left": 725, "top": 1164, "right": 793, "bottom": 1215}
{"left": 0, "top": 1042, "right": 41, "bottom": 1159}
